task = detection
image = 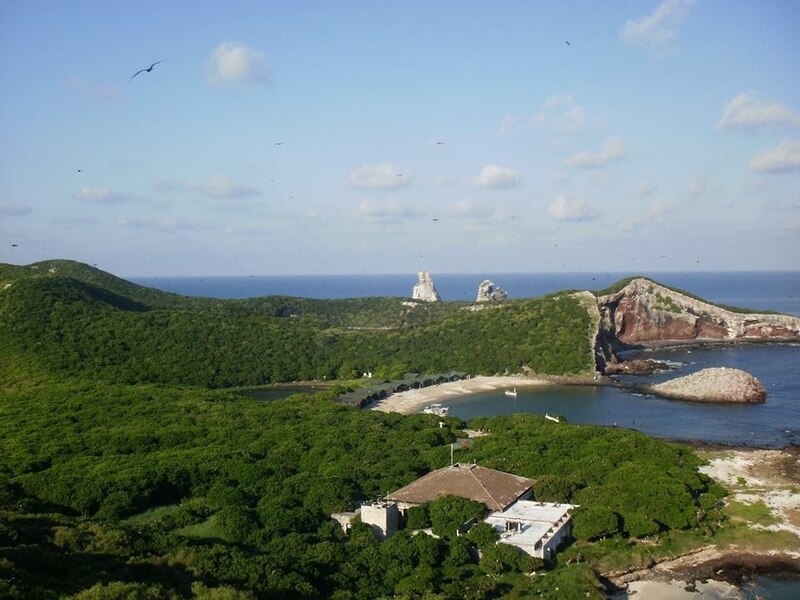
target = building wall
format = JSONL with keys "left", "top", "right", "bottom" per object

{"left": 360, "top": 501, "right": 399, "bottom": 540}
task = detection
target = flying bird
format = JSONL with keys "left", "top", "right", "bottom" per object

{"left": 130, "top": 60, "right": 165, "bottom": 80}
{"left": 565, "top": 40, "right": 570, "bottom": 46}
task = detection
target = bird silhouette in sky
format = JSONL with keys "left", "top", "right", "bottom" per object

{"left": 130, "top": 60, "right": 165, "bottom": 80}
{"left": 565, "top": 41, "right": 571, "bottom": 46}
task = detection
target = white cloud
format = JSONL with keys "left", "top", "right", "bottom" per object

{"left": 472, "top": 164, "right": 521, "bottom": 189}
{"left": 116, "top": 216, "right": 212, "bottom": 232}
{"left": 223, "top": 224, "right": 271, "bottom": 236}
{"left": 208, "top": 42, "right": 268, "bottom": 86}
{"left": 531, "top": 94, "right": 588, "bottom": 133}
{"left": 357, "top": 197, "right": 416, "bottom": 220}
{"left": 156, "top": 177, "right": 261, "bottom": 199}
{"left": 77, "top": 187, "right": 131, "bottom": 204}
{"left": 718, "top": 92, "right": 800, "bottom": 132}
{"left": 430, "top": 175, "right": 453, "bottom": 186}
{"left": 621, "top": 0, "right": 694, "bottom": 57}
{"left": 548, "top": 194, "right": 599, "bottom": 221}
{"left": 567, "top": 136, "right": 626, "bottom": 168}
{"left": 348, "top": 163, "right": 410, "bottom": 189}
{"left": 646, "top": 201, "right": 672, "bottom": 222}
{"left": 0, "top": 202, "right": 33, "bottom": 216}
{"left": 592, "top": 172, "right": 614, "bottom": 186}
{"left": 639, "top": 180, "right": 658, "bottom": 197}
{"left": 503, "top": 93, "right": 602, "bottom": 136}
{"left": 445, "top": 199, "right": 513, "bottom": 226}
{"left": 619, "top": 200, "right": 674, "bottom": 233}
{"left": 448, "top": 199, "right": 494, "bottom": 219}
{"left": 749, "top": 140, "right": 800, "bottom": 174}
{"left": 499, "top": 115, "right": 524, "bottom": 135}
{"left": 687, "top": 175, "right": 708, "bottom": 196}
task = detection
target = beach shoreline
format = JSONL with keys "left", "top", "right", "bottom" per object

{"left": 369, "top": 375, "right": 551, "bottom": 415}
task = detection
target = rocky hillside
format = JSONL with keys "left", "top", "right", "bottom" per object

{"left": 597, "top": 278, "right": 800, "bottom": 344}
{"left": 593, "top": 278, "right": 800, "bottom": 372}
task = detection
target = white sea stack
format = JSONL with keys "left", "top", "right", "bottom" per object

{"left": 411, "top": 271, "right": 441, "bottom": 302}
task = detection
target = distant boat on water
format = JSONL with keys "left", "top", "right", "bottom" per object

{"left": 422, "top": 403, "right": 449, "bottom": 417}
{"left": 504, "top": 388, "right": 518, "bottom": 397}
{"left": 545, "top": 413, "right": 560, "bottom": 423}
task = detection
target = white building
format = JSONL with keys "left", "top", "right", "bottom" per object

{"left": 484, "top": 500, "right": 577, "bottom": 559}
{"left": 331, "top": 499, "right": 399, "bottom": 540}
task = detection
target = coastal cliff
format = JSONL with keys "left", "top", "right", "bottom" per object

{"left": 592, "top": 277, "right": 800, "bottom": 376}
{"left": 596, "top": 278, "right": 799, "bottom": 345}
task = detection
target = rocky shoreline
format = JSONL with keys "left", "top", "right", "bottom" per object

{"left": 606, "top": 446, "right": 800, "bottom": 598}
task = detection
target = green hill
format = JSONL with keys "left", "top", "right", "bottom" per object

{"left": 0, "top": 261, "right": 595, "bottom": 387}
{"left": 0, "top": 260, "right": 740, "bottom": 599}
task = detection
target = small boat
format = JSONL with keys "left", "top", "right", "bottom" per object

{"left": 422, "top": 403, "right": 449, "bottom": 417}
{"left": 504, "top": 388, "right": 518, "bottom": 397}
{"left": 544, "top": 413, "right": 560, "bottom": 423}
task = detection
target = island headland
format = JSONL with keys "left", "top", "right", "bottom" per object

{"left": 588, "top": 277, "right": 799, "bottom": 404}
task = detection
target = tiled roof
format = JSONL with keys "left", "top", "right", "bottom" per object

{"left": 387, "top": 463, "right": 534, "bottom": 512}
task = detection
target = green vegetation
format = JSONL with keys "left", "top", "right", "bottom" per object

{"left": 0, "top": 260, "right": 593, "bottom": 388}
{"left": 0, "top": 261, "right": 745, "bottom": 598}
{"left": 654, "top": 291, "right": 682, "bottom": 313}
{"left": 725, "top": 500, "right": 780, "bottom": 527}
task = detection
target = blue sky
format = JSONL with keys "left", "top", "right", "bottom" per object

{"left": 1, "top": 0, "right": 799, "bottom": 276}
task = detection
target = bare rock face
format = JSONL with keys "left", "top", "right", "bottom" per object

{"left": 648, "top": 368, "right": 766, "bottom": 403}
{"left": 596, "top": 278, "right": 800, "bottom": 346}
{"left": 476, "top": 280, "right": 508, "bottom": 302}
{"left": 411, "top": 271, "right": 441, "bottom": 302}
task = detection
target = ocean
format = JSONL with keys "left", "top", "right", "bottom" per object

{"left": 131, "top": 271, "right": 800, "bottom": 316}
{"left": 135, "top": 271, "right": 799, "bottom": 448}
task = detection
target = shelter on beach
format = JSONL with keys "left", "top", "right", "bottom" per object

{"left": 336, "top": 372, "right": 471, "bottom": 408}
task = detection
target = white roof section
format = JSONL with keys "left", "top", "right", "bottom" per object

{"left": 495, "top": 500, "right": 573, "bottom": 523}
{"left": 485, "top": 500, "right": 578, "bottom": 549}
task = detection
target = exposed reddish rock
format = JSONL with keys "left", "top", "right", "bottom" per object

{"left": 648, "top": 368, "right": 766, "bottom": 403}
{"left": 596, "top": 279, "right": 800, "bottom": 346}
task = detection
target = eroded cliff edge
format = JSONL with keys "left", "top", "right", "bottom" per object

{"left": 593, "top": 278, "right": 800, "bottom": 373}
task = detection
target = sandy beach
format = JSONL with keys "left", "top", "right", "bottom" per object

{"left": 369, "top": 375, "right": 548, "bottom": 415}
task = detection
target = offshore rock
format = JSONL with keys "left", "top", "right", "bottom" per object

{"left": 604, "top": 358, "right": 671, "bottom": 375}
{"left": 411, "top": 271, "right": 441, "bottom": 302}
{"left": 648, "top": 368, "right": 766, "bottom": 403}
{"left": 476, "top": 280, "right": 508, "bottom": 302}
